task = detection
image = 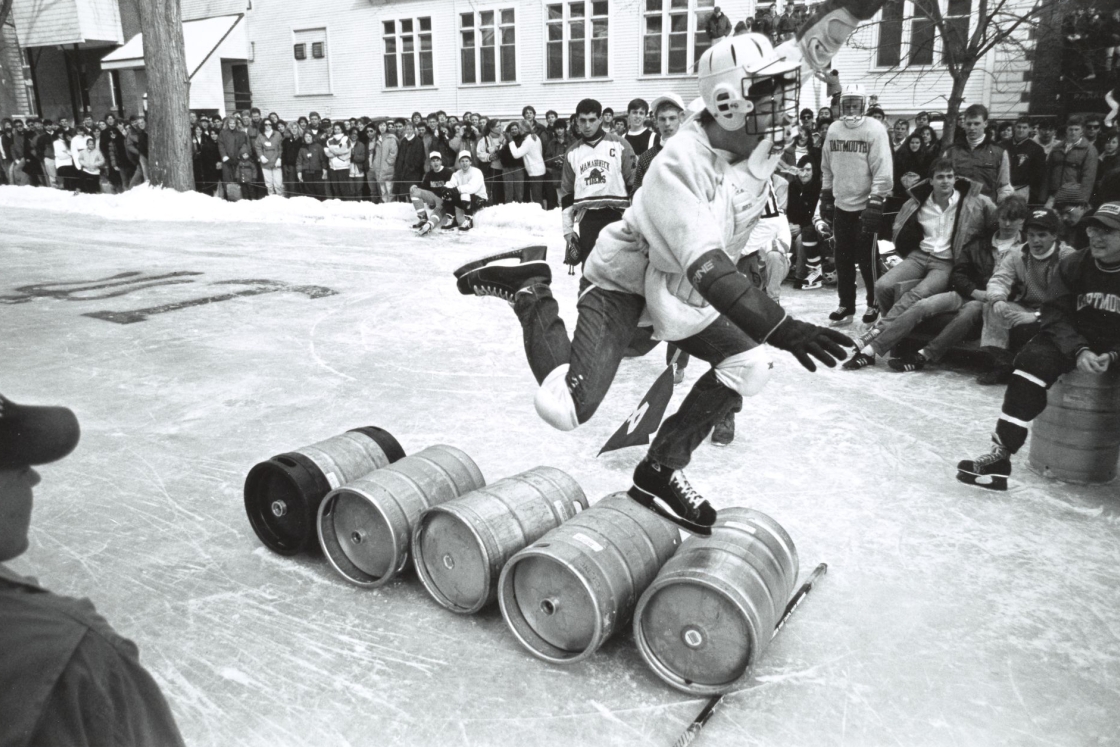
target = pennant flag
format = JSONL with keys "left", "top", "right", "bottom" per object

{"left": 598, "top": 363, "right": 676, "bottom": 456}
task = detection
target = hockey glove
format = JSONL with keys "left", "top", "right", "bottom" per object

{"left": 860, "top": 194, "right": 884, "bottom": 236}
{"left": 688, "top": 249, "right": 787, "bottom": 342}
{"left": 564, "top": 233, "right": 582, "bottom": 275}
{"left": 819, "top": 189, "right": 835, "bottom": 227}
{"left": 767, "top": 317, "right": 855, "bottom": 372}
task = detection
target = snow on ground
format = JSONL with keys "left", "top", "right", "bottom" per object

{"left": 2, "top": 186, "right": 1118, "bottom": 747}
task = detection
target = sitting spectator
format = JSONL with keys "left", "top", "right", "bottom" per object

{"left": 957, "top": 202, "right": 1120, "bottom": 491}
{"left": 394, "top": 121, "right": 427, "bottom": 200}
{"left": 410, "top": 152, "right": 455, "bottom": 234}
{"left": 789, "top": 156, "right": 824, "bottom": 289}
{"left": 370, "top": 120, "right": 398, "bottom": 203}
{"left": 977, "top": 207, "right": 1076, "bottom": 384}
{"left": 0, "top": 394, "right": 187, "bottom": 747}
{"left": 886, "top": 196, "right": 1029, "bottom": 372}
{"left": 255, "top": 120, "right": 284, "bottom": 196}
{"left": 445, "top": 150, "right": 488, "bottom": 231}
{"left": 624, "top": 98, "right": 655, "bottom": 157}
{"left": 845, "top": 158, "right": 996, "bottom": 369}
{"left": 940, "top": 104, "right": 1013, "bottom": 202}
{"left": 76, "top": 136, "right": 105, "bottom": 193}
{"left": 325, "top": 124, "right": 353, "bottom": 200}
{"left": 296, "top": 130, "right": 327, "bottom": 200}
{"left": 1006, "top": 117, "right": 1047, "bottom": 205}
{"left": 1057, "top": 199, "right": 1092, "bottom": 250}
{"left": 1043, "top": 116, "right": 1098, "bottom": 208}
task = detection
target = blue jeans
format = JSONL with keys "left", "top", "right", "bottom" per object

{"left": 874, "top": 251, "right": 953, "bottom": 322}
{"left": 513, "top": 282, "right": 752, "bottom": 470}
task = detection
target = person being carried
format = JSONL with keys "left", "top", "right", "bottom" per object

{"left": 411, "top": 152, "right": 456, "bottom": 235}
{"left": 0, "top": 395, "right": 186, "bottom": 747}
{"left": 454, "top": 14, "right": 877, "bottom": 533}
{"left": 957, "top": 202, "right": 1120, "bottom": 490}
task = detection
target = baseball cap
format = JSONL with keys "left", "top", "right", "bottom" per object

{"left": 429, "top": 151, "right": 443, "bottom": 160}
{"left": 1086, "top": 202, "right": 1120, "bottom": 230}
{"left": 0, "top": 395, "right": 80, "bottom": 469}
{"left": 457, "top": 150, "right": 472, "bottom": 162}
{"left": 650, "top": 93, "right": 685, "bottom": 116}
{"left": 1023, "top": 207, "right": 1061, "bottom": 234}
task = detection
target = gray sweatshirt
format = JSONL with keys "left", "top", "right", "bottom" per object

{"left": 820, "top": 117, "right": 894, "bottom": 212}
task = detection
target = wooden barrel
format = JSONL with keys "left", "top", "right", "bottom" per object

{"left": 1029, "top": 369, "right": 1120, "bottom": 484}
{"left": 498, "top": 493, "right": 681, "bottom": 664}
{"left": 413, "top": 467, "right": 589, "bottom": 614}
{"left": 317, "top": 445, "right": 485, "bottom": 587}
{"left": 634, "top": 508, "right": 799, "bottom": 695}
{"left": 243, "top": 427, "right": 405, "bottom": 555}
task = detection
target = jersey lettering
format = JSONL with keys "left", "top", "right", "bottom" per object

{"left": 1077, "top": 292, "right": 1120, "bottom": 314}
{"left": 829, "top": 140, "right": 871, "bottom": 153}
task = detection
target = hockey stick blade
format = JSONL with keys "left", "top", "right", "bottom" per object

{"left": 671, "top": 562, "right": 829, "bottom": 747}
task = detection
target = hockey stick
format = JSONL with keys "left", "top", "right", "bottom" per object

{"left": 671, "top": 562, "right": 829, "bottom": 747}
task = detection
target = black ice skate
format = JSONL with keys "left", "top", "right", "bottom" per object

{"left": 829, "top": 306, "right": 855, "bottom": 326}
{"left": 628, "top": 459, "right": 716, "bottom": 535}
{"left": 862, "top": 306, "right": 880, "bottom": 325}
{"left": 956, "top": 440, "right": 1012, "bottom": 491}
{"left": 455, "top": 256, "right": 551, "bottom": 304}
{"left": 453, "top": 245, "right": 547, "bottom": 279}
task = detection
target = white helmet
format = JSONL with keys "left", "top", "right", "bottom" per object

{"left": 698, "top": 34, "right": 801, "bottom": 141}
{"left": 839, "top": 83, "right": 867, "bottom": 128}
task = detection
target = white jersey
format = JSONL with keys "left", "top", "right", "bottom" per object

{"left": 585, "top": 118, "right": 784, "bottom": 342}
{"left": 559, "top": 131, "right": 635, "bottom": 236}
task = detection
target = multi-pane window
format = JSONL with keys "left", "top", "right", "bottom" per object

{"left": 546, "top": 1, "right": 609, "bottom": 80}
{"left": 909, "top": 0, "right": 936, "bottom": 65}
{"left": 460, "top": 9, "right": 517, "bottom": 85}
{"left": 293, "top": 28, "right": 330, "bottom": 95}
{"left": 383, "top": 17, "right": 434, "bottom": 88}
{"left": 876, "top": 0, "right": 904, "bottom": 68}
{"left": 875, "top": 0, "right": 972, "bottom": 68}
{"left": 941, "top": 0, "right": 970, "bottom": 64}
{"left": 642, "top": 0, "right": 715, "bottom": 76}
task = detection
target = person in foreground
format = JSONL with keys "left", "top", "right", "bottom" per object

{"left": 453, "top": 1, "right": 884, "bottom": 534}
{"left": 957, "top": 202, "right": 1120, "bottom": 491}
{"left": 0, "top": 394, "right": 186, "bottom": 747}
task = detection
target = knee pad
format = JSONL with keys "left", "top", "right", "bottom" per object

{"left": 714, "top": 346, "right": 773, "bottom": 397}
{"left": 534, "top": 364, "right": 579, "bottom": 431}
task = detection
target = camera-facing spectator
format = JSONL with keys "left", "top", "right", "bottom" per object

{"left": 296, "top": 130, "right": 327, "bottom": 200}
{"left": 0, "top": 394, "right": 187, "bottom": 747}
{"left": 1043, "top": 115, "right": 1098, "bottom": 209}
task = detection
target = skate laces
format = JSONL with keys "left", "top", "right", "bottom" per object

{"left": 473, "top": 284, "right": 515, "bottom": 303}
{"left": 669, "top": 471, "right": 706, "bottom": 510}
{"left": 975, "top": 444, "right": 1009, "bottom": 468}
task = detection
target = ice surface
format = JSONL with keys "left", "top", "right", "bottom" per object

{"left": 2, "top": 187, "right": 1118, "bottom": 747}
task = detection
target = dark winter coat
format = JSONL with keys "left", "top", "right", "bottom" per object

{"left": 892, "top": 177, "right": 997, "bottom": 261}
{"left": 1041, "top": 248, "right": 1120, "bottom": 358}
{"left": 787, "top": 176, "right": 822, "bottom": 228}
{"left": 705, "top": 12, "right": 732, "bottom": 39}
{"left": 393, "top": 134, "right": 427, "bottom": 188}
{"left": 892, "top": 138, "right": 936, "bottom": 197}
{"left": 1094, "top": 152, "right": 1120, "bottom": 206}
{"left": 297, "top": 142, "right": 326, "bottom": 174}
{"left": 350, "top": 140, "right": 369, "bottom": 174}
{"left": 940, "top": 134, "right": 1008, "bottom": 200}
{"left": 99, "top": 129, "right": 128, "bottom": 172}
{"left": 1006, "top": 136, "right": 1047, "bottom": 203}
{"left": 1042, "top": 138, "right": 1098, "bottom": 204}
{"left": 281, "top": 135, "right": 303, "bottom": 168}
{"left": 218, "top": 128, "right": 249, "bottom": 164}
{"left": 950, "top": 233, "right": 1007, "bottom": 301}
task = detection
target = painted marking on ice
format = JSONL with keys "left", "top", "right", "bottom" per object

{"left": 572, "top": 532, "right": 603, "bottom": 552}
{"left": 84, "top": 279, "right": 337, "bottom": 324}
{"left": 0, "top": 271, "right": 203, "bottom": 304}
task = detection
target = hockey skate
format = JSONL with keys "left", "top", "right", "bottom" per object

{"left": 628, "top": 458, "right": 716, "bottom": 536}
{"left": 411, "top": 215, "right": 429, "bottom": 229}
{"left": 416, "top": 219, "right": 436, "bottom": 236}
{"left": 453, "top": 245, "right": 548, "bottom": 279}
{"left": 862, "top": 306, "right": 880, "bottom": 325}
{"left": 458, "top": 216, "right": 473, "bottom": 232}
{"left": 828, "top": 306, "right": 855, "bottom": 326}
{"left": 455, "top": 253, "right": 552, "bottom": 304}
{"left": 797, "top": 265, "right": 823, "bottom": 290}
{"left": 441, "top": 214, "right": 456, "bottom": 230}
{"left": 956, "top": 440, "right": 1012, "bottom": 491}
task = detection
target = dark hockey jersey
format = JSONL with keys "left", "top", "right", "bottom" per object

{"left": 1041, "top": 249, "right": 1120, "bottom": 357}
{"left": 421, "top": 166, "right": 454, "bottom": 192}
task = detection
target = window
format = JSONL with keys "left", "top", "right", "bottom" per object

{"left": 941, "top": 0, "right": 970, "bottom": 64}
{"left": 642, "top": 0, "right": 715, "bottom": 77}
{"left": 108, "top": 70, "right": 123, "bottom": 117}
{"left": 908, "top": 0, "right": 935, "bottom": 66}
{"left": 546, "top": 2, "right": 609, "bottom": 80}
{"left": 293, "top": 27, "right": 330, "bottom": 95}
{"left": 384, "top": 17, "right": 434, "bottom": 88}
{"left": 876, "top": 0, "right": 904, "bottom": 68}
{"left": 460, "top": 9, "right": 517, "bottom": 85}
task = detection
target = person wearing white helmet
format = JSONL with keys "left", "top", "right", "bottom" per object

{"left": 819, "top": 81, "right": 894, "bottom": 327}
{"left": 455, "top": 1, "right": 886, "bottom": 534}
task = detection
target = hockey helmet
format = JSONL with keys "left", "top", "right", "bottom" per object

{"left": 697, "top": 33, "right": 801, "bottom": 141}
{"left": 839, "top": 83, "right": 868, "bottom": 127}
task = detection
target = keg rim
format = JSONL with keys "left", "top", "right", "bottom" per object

{"left": 244, "top": 453, "right": 328, "bottom": 556}
{"left": 317, "top": 486, "right": 405, "bottom": 588}
{"left": 412, "top": 504, "right": 492, "bottom": 614}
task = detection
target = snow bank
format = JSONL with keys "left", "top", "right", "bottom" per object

{"left": 0, "top": 184, "right": 556, "bottom": 235}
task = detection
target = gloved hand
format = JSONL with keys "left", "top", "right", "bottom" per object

{"left": 814, "top": 219, "right": 833, "bottom": 238}
{"left": 767, "top": 316, "right": 854, "bottom": 372}
{"left": 564, "top": 233, "right": 582, "bottom": 268}
{"left": 819, "top": 189, "right": 835, "bottom": 227}
{"left": 860, "top": 194, "right": 884, "bottom": 236}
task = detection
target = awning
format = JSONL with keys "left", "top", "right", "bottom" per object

{"left": 101, "top": 14, "right": 246, "bottom": 78}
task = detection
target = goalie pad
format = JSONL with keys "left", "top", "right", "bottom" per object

{"left": 715, "top": 346, "right": 774, "bottom": 397}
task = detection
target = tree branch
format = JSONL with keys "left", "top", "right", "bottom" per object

{"left": 0, "top": 0, "right": 14, "bottom": 29}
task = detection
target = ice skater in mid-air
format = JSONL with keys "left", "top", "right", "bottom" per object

{"left": 454, "top": 0, "right": 888, "bottom": 535}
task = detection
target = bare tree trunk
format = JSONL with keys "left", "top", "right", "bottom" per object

{"left": 0, "top": 0, "right": 13, "bottom": 28}
{"left": 942, "top": 63, "right": 973, "bottom": 150}
{"left": 135, "top": 0, "right": 193, "bottom": 190}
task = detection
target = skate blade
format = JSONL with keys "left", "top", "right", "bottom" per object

{"left": 453, "top": 245, "right": 547, "bottom": 278}
{"left": 829, "top": 318, "right": 854, "bottom": 327}
{"left": 627, "top": 487, "right": 713, "bottom": 536}
{"left": 955, "top": 470, "right": 1008, "bottom": 491}
{"left": 710, "top": 438, "right": 733, "bottom": 447}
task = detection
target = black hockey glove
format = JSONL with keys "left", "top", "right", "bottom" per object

{"left": 767, "top": 317, "right": 855, "bottom": 372}
{"left": 819, "top": 189, "right": 835, "bottom": 227}
{"left": 860, "top": 194, "right": 884, "bottom": 236}
{"left": 564, "top": 233, "right": 582, "bottom": 275}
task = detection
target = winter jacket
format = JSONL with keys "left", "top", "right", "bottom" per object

{"left": 281, "top": 135, "right": 303, "bottom": 168}
{"left": 1040, "top": 248, "right": 1120, "bottom": 358}
{"left": 950, "top": 232, "right": 1014, "bottom": 301}
{"left": 1006, "top": 137, "right": 1047, "bottom": 203}
{"left": 394, "top": 134, "right": 427, "bottom": 187}
{"left": 498, "top": 138, "right": 522, "bottom": 170}
{"left": 297, "top": 142, "right": 326, "bottom": 174}
{"left": 370, "top": 133, "right": 398, "bottom": 181}
{"left": 77, "top": 146, "right": 105, "bottom": 175}
{"left": 892, "top": 143, "right": 936, "bottom": 197}
{"left": 325, "top": 135, "right": 352, "bottom": 171}
{"left": 349, "top": 140, "right": 368, "bottom": 176}
{"left": 941, "top": 134, "right": 1013, "bottom": 201}
{"left": 1094, "top": 151, "right": 1120, "bottom": 206}
{"left": 986, "top": 240, "right": 1076, "bottom": 307}
{"left": 218, "top": 128, "right": 250, "bottom": 163}
{"left": 787, "top": 176, "right": 822, "bottom": 227}
{"left": 448, "top": 166, "right": 487, "bottom": 200}
{"left": 476, "top": 132, "right": 505, "bottom": 171}
{"left": 255, "top": 131, "right": 283, "bottom": 169}
{"left": 99, "top": 130, "right": 128, "bottom": 172}
{"left": 705, "top": 12, "right": 732, "bottom": 39}
{"left": 1042, "top": 138, "right": 1098, "bottom": 204}
{"left": 892, "top": 177, "right": 997, "bottom": 262}
{"left": 509, "top": 132, "right": 545, "bottom": 176}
